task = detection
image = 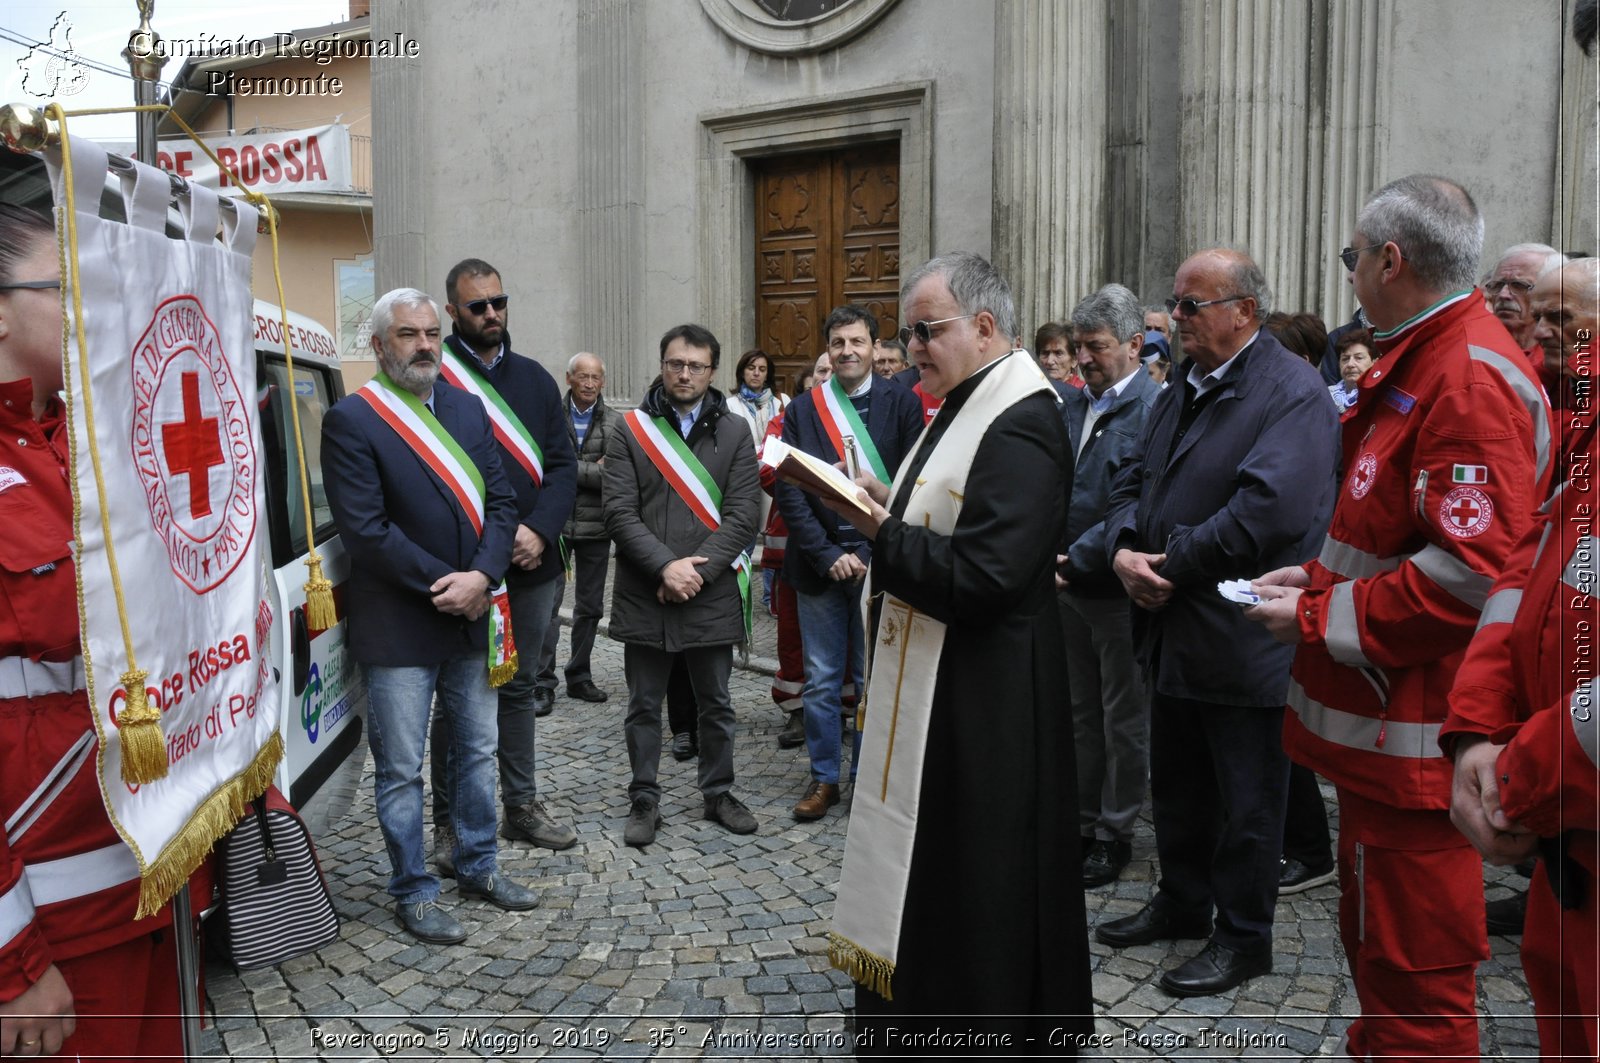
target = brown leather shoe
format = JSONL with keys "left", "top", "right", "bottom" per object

{"left": 793, "top": 781, "right": 840, "bottom": 821}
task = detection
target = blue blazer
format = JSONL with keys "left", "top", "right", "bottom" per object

{"left": 776, "top": 376, "right": 925, "bottom": 595}
{"left": 322, "top": 378, "right": 518, "bottom": 666}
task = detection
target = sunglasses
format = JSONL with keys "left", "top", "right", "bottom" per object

{"left": 0, "top": 280, "right": 61, "bottom": 292}
{"left": 1164, "top": 295, "right": 1246, "bottom": 317}
{"left": 458, "top": 294, "right": 509, "bottom": 315}
{"left": 897, "top": 314, "right": 975, "bottom": 346}
{"left": 1339, "top": 244, "right": 1384, "bottom": 272}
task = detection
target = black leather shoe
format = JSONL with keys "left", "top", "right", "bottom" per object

{"left": 1487, "top": 891, "right": 1528, "bottom": 936}
{"left": 777, "top": 710, "right": 805, "bottom": 749}
{"left": 459, "top": 873, "right": 541, "bottom": 912}
{"left": 533, "top": 687, "right": 555, "bottom": 717}
{"left": 1082, "top": 838, "right": 1132, "bottom": 888}
{"left": 671, "top": 732, "right": 697, "bottom": 761}
{"left": 567, "top": 679, "right": 608, "bottom": 703}
{"left": 1095, "top": 902, "right": 1213, "bottom": 947}
{"left": 1278, "top": 857, "right": 1337, "bottom": 895}
{"left": 1158, "top": 940, "right": 1272, "bottom": 997}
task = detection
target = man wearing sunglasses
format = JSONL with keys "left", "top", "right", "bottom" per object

{"left": 1248, "top": 175, "right": 1554, "bottom": 1061}
{"left": 429, "top": 258, "right": 579, "bottom": 875}
{"left": 1098, "top": 248, "right": 1340, "bottom": 999}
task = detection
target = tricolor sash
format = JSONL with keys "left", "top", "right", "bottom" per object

{"left": 829, "top": 350, "right": 1054, "bottom": 998}
{"left": 817, "top": 376, "right": 889, "bottom": 482}
{"left": 622, "top": 409, "right": 753, "bottom": 636}
{"left": 355, "top": 372, "right": 517, "bottom": 684}
{"left": 439, "top": 338, "right": 546, "bottom": 486}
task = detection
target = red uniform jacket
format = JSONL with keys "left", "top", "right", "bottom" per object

{"left": 1282, "top": 293, "right": 1555, "bottom": 810}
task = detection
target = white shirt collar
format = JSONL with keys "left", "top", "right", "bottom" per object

{"left": 1185, "top": 330, "right": 1259, "bottom": 397}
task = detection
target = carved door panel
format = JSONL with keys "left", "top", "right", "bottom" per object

{"left": 753, "top": 142, "right": 900, "bottom": 396}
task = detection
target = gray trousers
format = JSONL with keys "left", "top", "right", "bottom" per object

{"left": 623, "top": 643, "right": 736, "bottom": 803}
{"left": 432, "top": 574, "right": 561, "bottom": 819}
{"left": 535, "top": 538, "right": 610, "bottom": 689}
{"left": 1060, "top": 590, "right": 1149, "bottom": 842}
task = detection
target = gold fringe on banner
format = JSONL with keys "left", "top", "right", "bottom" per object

{"left": 136, "top": 731, "right": 283, "bottom": 919}
{"left": 488, "top": 652, "right": 519, "bottom": 689}
{"left": 827, "top": 931, "right": 896, "bottom": 1001}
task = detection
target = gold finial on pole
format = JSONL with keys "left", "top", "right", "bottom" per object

{"left": 121, "top": 1, "right": 167, "bottom": 165}
{"left": 0, "top": 103, "right": 58, "bottom": 153}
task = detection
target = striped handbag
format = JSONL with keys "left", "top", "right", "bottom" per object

{"left": 214, "top": 786, "right": 340, "bottom": 969}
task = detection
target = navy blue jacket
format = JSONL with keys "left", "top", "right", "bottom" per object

{"left": 1058, "top": 368, "right": 1162, "bottom": 596}
{"left": 442, "top": 332, "right": 576, "bottom": 587}
{"left": 322, "top": 378, "right": 518, "bottom": 666}
{"left": 1102, "top": 331, "right": 1339, "bottom": 706}
{"left": 776, "top": 376, "right": 925, "bottom": 596}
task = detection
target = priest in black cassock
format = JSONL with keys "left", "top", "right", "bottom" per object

{"left": 817, "top": 252, "right": 1093, "bottom": 1057}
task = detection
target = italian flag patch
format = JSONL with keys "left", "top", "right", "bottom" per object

{"left": 1452, "top": 464, "right": 1489, "bottom": 484}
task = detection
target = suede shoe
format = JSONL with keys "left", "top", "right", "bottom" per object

{"left": 459, "top": 873, "right": 541, "bottom": 912}
{"left": 1081, "top": 838, "right": 1133, "bottom": 888}
{"left": 777, "top": 710, "right": 805, "bottom": 749}
{"left": 671, "top": 731, "right": 698, "bottom": 762}
{"left": 1095, "top": 902, "right": 1213, "bottom": 947}
{"left": 704, "top": 792, "right": 758, "bottom": 835}
{"left": 502, "top": 799, "right": 577, "bottom": 850}
{"left": 533, "top": 687, "right": 555, "bottom": 717}
{"left": 792, "top": 781, "right": 840, "bottom": 821}
{"left": 1278, "top": 857, "right": 1337, "bottom": 895}
{"left": 1158, "top": 940, "right": 1272, "bottom": 997}
{"left": 433, "top": 826, "right": 457, "bottom": 880}
{"left": 396, "top": 898, "right": 467, "bottom": 945}
{"left": 624, "top": 797, "right": 661, "bottom": 847}
{"left": 567, "top": 679, "right": 608, "bottom": 703}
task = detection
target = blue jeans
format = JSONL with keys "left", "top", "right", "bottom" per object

{"left": 365, "top": 656, "right": 499, "bottom": 903}
{"left": 794, "top": 579, "right": 865, "bottom": 785}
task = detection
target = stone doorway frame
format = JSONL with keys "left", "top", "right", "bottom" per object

{"left": 697, "top": 81, "right": 932, "bottom": 359}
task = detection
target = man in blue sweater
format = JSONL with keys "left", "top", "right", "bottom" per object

{"left": 430, "top": 259, "right": 579, "bottom": 865}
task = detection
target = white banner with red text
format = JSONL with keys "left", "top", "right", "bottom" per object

{"left": 157, "top": 123, "right": 353, "bottom": 197}
{"left": 48, "top": 135, "right": 282, "bottom": 915}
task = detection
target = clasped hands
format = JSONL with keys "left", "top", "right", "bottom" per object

{"left": 430, "top": 570, "right": 492, "bottom": 620}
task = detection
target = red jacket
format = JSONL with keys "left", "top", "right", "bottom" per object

{"left": 0, "top": 379, "right": 167, "bottom": 1002}
{"left": 1282, "top": 293, "right": 1555, "bottom": 810}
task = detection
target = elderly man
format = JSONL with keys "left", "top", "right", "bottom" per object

{"left": 1097, "top": 249, "right": 1340, "bottom": 997}
{"left": 323, "top": 288, "right": 540, "bottom": 945}
{"left": 604, "top": 324, "right": 761, "bottom": 847}
{"left": 871, "top": 337, "right": 908, "bottom": 379}
{"left": 778, "top": 304, "right": 922, "bottom": 821}
{"left": 820, "top": 252, "right": 1090, "bottom": 1052}
{"left": 1142, "top": 305, "right": 1173, "bottom": 339}
{"left": 429, "top": 259, "right": 578, "bottom": 869}
{"left": 1249, "top": 175, "right": 1553, "bottom": 1060}
{"left": 535, "top": 352, "right": 615, "bottom": 707}
{"left": 1443, "top": 255, "right": 1599, "bottom": 1062}
{"left": 1054, "top": 284, "right": 1162, "bottom": 889}
{"left": 1484, "top": 242, "right": 1567, "bottom": 360}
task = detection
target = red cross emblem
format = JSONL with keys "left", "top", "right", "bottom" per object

{"left": 1438, "top": 485, "right": 1493, "bottom": 539}
{"left": 1348, "top": 452, "right": 1378, "bottom": 500}
{"left": 161, "top": 371, "right": 225, "bottom": 519}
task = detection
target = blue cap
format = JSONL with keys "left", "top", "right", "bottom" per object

{"left": 1139, "top": 333, "right": 1170, "bottom": 364}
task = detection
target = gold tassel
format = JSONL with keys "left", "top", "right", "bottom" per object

{"left": 116, "top": 669, "right": 169, "bottom": 785}
{"left": 827, "top": 931, "right": 896, "bottom": 1001}
{"left": 137, "top": 733, "right": 283, "bottom": 918}
{"left": 303, "top": 553, "right": 337, "bottom": 630}
{"left": 488, "top": 652, "right": 519, "bottom": 689}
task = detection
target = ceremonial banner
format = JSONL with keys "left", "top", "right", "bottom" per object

{"left": 48, "top": 135, "right": 281, "bottom": 915}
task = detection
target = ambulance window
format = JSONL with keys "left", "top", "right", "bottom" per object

{"left": 260, "top": 358, "right": 336, "bottom": 564}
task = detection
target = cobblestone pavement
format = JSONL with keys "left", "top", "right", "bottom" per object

{"left": 201, "top": 577, "right": 1539, "bottom": 1061}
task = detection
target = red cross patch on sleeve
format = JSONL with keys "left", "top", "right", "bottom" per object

{"left": 1439, "top": 485, "right": 1494, "bottom": 539}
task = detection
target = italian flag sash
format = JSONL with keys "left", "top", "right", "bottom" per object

{"left": 817, "top": 376, "right": 889, "bottom": 482}
{"left": 622, "top": 409, "right": 752, "bottom": 636}
{"left": 355, "top": 372, "right": 518, "bottom": 685}
{"left": 439, "top": 338, "right": 545, "bottom": 486}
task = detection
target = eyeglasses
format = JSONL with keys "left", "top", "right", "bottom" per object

{"left": 1339, "top": 244, "right": 1383, "bottom": 272}
{"left": 0, "top": 280, "right": 61, "bottom": 292}
{"left": 458, "top": 294, "right": 508, "bottom": 315}
{"left": 663, "top": 359, "right": 712, "bottom": 377}
{"left": 1484, "top": 277, "right": 1535, "bottom": 295}
{"left": 1165, "top": 295, "right": 1247, "bottom": 317}
{"left": 898, "top": 314, "right": 976, "bottom": 346}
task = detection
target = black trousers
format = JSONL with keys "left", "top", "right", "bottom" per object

{"left": 1149, "top": 692, "right": 1290, "bottom": 953}
{"left": 1282, "top": 763, "right": 1334, "bottom": 869}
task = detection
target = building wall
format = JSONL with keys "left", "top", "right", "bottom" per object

{"left": 185, "top": 56, "right": 373, "bottom": 139}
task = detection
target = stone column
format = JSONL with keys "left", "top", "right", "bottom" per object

{"left": 1554, "top": 0, "right": 1599, "bottom": 256}
{"left": 992, "top": 0, "right": 1108, "bottom": 334}
{"left": 1177, "top": 0, "right": 1328, "bottom": 314}
{"left": 371, "top": 0, "right": 428, "bottom": 297}
{"left": 577, "top": 0, "right": 646, "bottom": 399}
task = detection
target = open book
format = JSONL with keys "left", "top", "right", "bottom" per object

{"left": 760, "top": 437, "right": 872, "bottom": 516}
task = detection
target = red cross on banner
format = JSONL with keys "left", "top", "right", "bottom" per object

{"left": 161, "top": 370, "right": 224, "bottom": 519}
